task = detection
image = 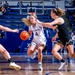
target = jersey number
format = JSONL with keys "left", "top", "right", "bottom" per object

{"left": 35, "top": 32, "right": 39, "bottom": 36}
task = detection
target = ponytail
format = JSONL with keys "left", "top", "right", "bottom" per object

{"left": 52, "top": 8, "right": 65, "bottom": 16}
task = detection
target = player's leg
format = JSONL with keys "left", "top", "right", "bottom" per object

{"left": 67, "top": 44, "right": 75, "bottom": 58}
{"left": 0, "top": 44, "right": 21, "bottom": 70}
{"left": 27, "top": 42, "right": 36, "bottom": 57}
{"left": 30, "top": 47, "right": 38, "bottom": 59}
{"left": 52, "top": 42, "right": 63, "bottom": 60}
{"left": 52, "top": 42, "right": 66, "bottom": 70}
{"left": 38, "top": 43, "right": 45, "bottom": 71}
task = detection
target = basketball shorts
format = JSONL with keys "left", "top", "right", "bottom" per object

{"left": 31, "top": 37, "right": 46, "bottom": 47}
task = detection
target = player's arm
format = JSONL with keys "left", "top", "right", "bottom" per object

{"left": 39, "top": 20, "right": 58, "bottom": 28}
{"left": 28, "top": 30, "right": 32, "bottom": 36}
{"left": 0, "top": 25, "right": 19, "bottom": 33}
{"left": 28, "top": 26, "right": 33, "bottom": 36}
{"left": 38, "top": 18, "right": 64, "bottom": 29}
{"left": 37, "top": 19, "right": 55, "bottom": 29}
{"left": 52, "top": 33, "right": 58, "bottom": 41}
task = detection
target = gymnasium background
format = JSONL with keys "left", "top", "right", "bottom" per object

{"left": 0, "top": 0, "right": 75, "bottom": 57}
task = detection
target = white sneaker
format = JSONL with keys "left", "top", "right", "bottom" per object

{"left": 38, "top": 64, "right": 43, "bottom": 71}
{"left": 31, "top": 50, "right": 38, "bottom": 59}
{"left": 58, "top": 61, "right": 66, "bottom": 70}
{"left": 9, "top": 62, "right": 21, "bottom": 70}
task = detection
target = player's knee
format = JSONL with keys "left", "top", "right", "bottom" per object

{"left": 1, "top": 49, "right": 6, "bottom": 54}
{"left": 70, "top": 54, "right": 74, "bottom": 58}
{"left": 70, "top": 53, "right": 75, "bottom": 58}
{"left": 27, "top": 50, "right": 33, "bottom": 56}
{"left": 52, "top": 49, "right": 57, "bottom": 55}
{"left": 38, "top": 49, "right": 42, "bottom": 53}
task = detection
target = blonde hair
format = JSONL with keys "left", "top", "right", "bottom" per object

{"left": 22, "top": 12, "right": 37, "bottom": 26}
{"left": 52, "top": 8, "right": 65, "bottom": 16}
{"left": 29, "top": 12, "right": 37, "bottom": 18}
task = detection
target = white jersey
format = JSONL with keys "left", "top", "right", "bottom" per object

{"left": 29, "top": 22, "right": 46, "bottom": 40}
{"left": 29, "top": 21, "right": 46, "bottom": 46}
{"left": 29, "top": 21, "right": 46, "bottom": 48}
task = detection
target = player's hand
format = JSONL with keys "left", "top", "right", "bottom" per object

{"left": 52, "top": 37, "right": 56, "bottom": 41}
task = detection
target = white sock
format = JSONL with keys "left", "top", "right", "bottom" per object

{"left": 38, "top": 62, "right": 42, "bottom": 65}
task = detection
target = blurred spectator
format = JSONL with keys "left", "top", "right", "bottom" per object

{"left": 17, "top": 1, "right": 24, "bottom": 6}
{"left": 0, "top": 7, "right": 3, "bottom": 15}
{"left": 0, "top": 31, "right": 5, "bottom": 38}
{"left": 44, "top": 8, "right": 49, "bottom": 16}
{"left": 73, "top": 13, "right": 75, "bottom": 21}
{"left": 71, "top": 32, "right": 75, "bottom": 41}
{"left": 72, "top": 0, "right": 75, "bottom": 7}
{"left": 0, "top": 11, "right": 3, "bottom": 16}
{"left": 6, "top": 6, "right": 10, "bottom": 12}
{"left": 1, "top": 6, "right": 6, "bottom": 13}
{"left": 0, "top": 1, "right": 2, "bottom": 7}
{"left": 3, "top": 1, "right": 9, "bottom": 9}
{"left": 44, "top": 8, "right": 51, "bottom": 19}
{"left": 0, "top": 6, "right": 6, "bottom": 15}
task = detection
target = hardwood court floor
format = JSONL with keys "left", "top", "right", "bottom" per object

{"left": 0, "top": 55, "right": 75, "bottom": 75}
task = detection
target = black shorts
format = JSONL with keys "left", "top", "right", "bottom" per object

{"left": 57, "top": 39, "right": 73, "bottom": 46}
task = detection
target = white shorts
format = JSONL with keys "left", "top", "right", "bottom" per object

{"left": 31, "top": 37, "right": 46, "bottom": 47}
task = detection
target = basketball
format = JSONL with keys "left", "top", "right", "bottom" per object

{"left": 20, "top": 30, "right": 29, "bottom": 41}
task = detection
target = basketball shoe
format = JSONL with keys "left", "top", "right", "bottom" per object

{"left": 9, "top": 62, "right": 21, "bottom": 70}
{"left": 58, "top": 61, "right": 67, "bottom": 70}
{"left": 38, "top": 63, "right": 43, "bottom": 71}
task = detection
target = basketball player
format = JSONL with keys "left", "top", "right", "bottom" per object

{"left": 0, "top": 25, "right": 21, "bottom": 70}
{"left": 38, "top": 8, "right": 75, "bottom": 70}
{"left": 22, "top": 13, "right": 46, "bottom": 71}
